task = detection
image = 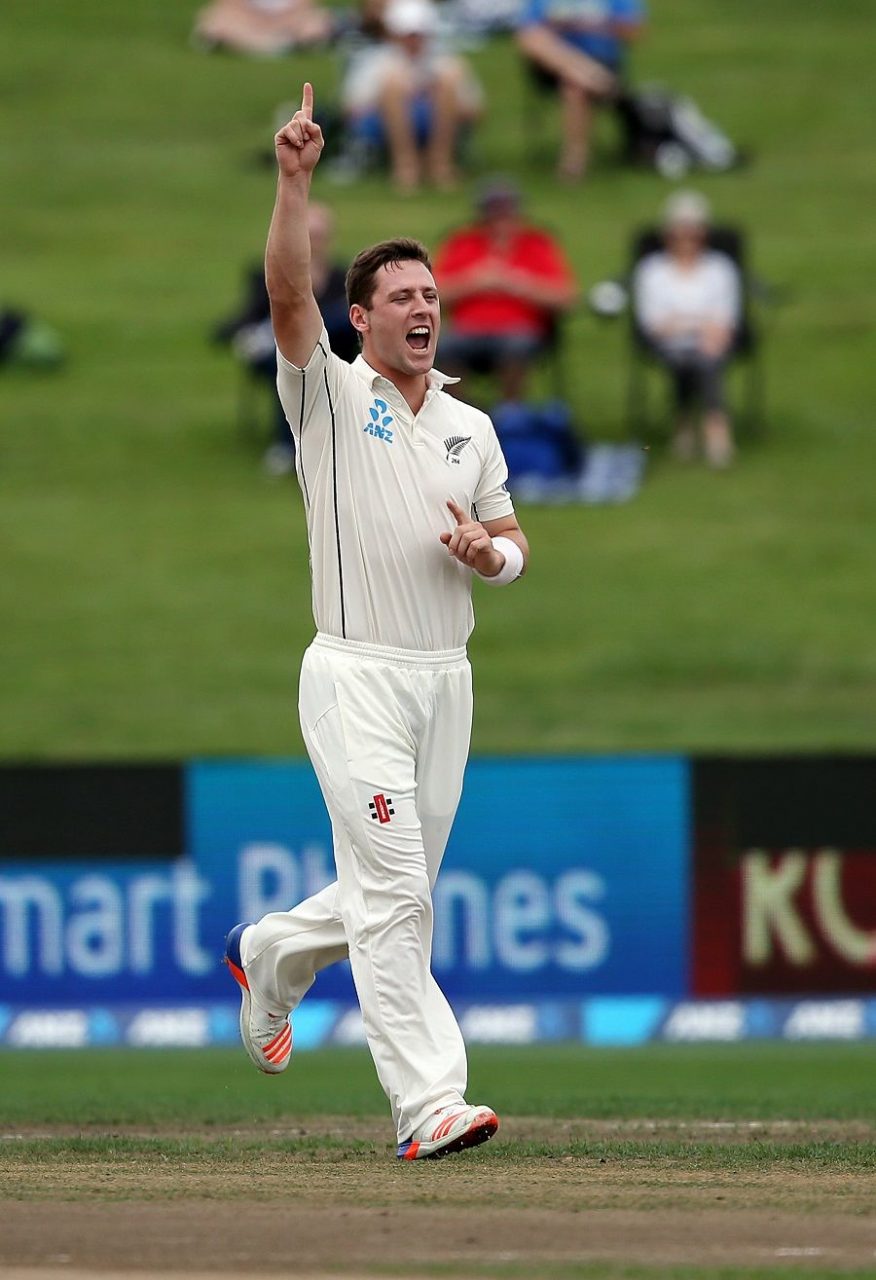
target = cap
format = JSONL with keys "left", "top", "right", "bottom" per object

{"left": 663, "top": 190, "right": 711, "bottom": 228}
{"left": 475, "top": 176, "right": 522, "bottom": 213}
{"left": 384, "top": 0, "right": 439, "bottom": 36}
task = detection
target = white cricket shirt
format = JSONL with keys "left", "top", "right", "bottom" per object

{"left": 276, "top": 329, "right": 515, "bottom": 651}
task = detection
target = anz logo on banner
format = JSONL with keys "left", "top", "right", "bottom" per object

{"left": 0, "top": 758, "right": 689, "bottom": 1003}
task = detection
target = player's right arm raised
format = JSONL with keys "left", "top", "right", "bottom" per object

{"left": 265, "top": 82, "right": 325, "bottom": 367}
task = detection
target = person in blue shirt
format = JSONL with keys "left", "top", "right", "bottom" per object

{"left": 516, "top": 0, "right": 646, "bottom": 180}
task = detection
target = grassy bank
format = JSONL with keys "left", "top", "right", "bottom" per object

{"left": 2, "top": 0, "right": 874, "bottom": 757}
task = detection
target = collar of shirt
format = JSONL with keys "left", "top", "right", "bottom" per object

{"left": 351, "top": 353, "right": 460, "bottom": 395}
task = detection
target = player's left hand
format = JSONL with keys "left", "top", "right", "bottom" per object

{"left": 440, "top": 500, "right": 505, "bottom": 576}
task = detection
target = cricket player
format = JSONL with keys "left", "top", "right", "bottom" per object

{"left": 224, "top": 83, "right": 530, "bottom": 1161}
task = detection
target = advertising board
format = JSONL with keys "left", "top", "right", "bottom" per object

{"left": 0, "top": 757, "right": 689, "bottom": 1005}
{"left": 692, "top": 757, "right": 876, "bottom": 995}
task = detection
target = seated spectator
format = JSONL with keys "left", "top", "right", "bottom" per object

{"left": 193, "top": 0, "right": 334, "bottom": 55}
{"left": 632, "top": 191, "right": 741, "bottom": 468}
{"left": 214, "top": 203, "right": 357, "bottom": 474}
{"left": 516, "top": 0, "right": 646, "bottom": 181}
{"left": 434, "top": 177, "right": 578, "bottom": 404}
{"left": 340, "top": 0, "right": 483, "bottom": 191}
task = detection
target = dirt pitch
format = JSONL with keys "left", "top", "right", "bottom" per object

{"left": 3, "top": 1118, "right": 876, "bottom": 1277}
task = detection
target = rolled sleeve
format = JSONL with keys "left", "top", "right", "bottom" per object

{"left": 473, "top": 420, "right": 515, "bottom": 522}
{"left": 276, "top": 327, "right": 351, "bottom": 444}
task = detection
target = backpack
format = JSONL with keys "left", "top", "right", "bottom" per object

{"left": 492, "top": 401, "right": 583, "bottom": 484}
{"left": 616, "top": 86, "right": 740, "bottom": 178}
{"left": 0, "top": 308, "right": 65, "bottom": 368}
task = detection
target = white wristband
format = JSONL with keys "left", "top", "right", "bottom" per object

{"left": 474, "top": 536, "right": 524, "bottom": 586}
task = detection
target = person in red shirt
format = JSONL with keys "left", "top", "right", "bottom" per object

{"left": 434, "top": 178, "right": 578, "bottom": 403}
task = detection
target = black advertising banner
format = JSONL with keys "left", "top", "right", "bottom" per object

{"left": 693, "top": 758, "right": 876, "bottom": 996}
{"left": 0, "top": 765, "right": 184, "bottom": 861}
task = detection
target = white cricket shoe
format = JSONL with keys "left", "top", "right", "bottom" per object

{"left": 223, "top": 923, "right": 292, "bottom": 1074}
{"left": 397, "top": 1104, "right": 499, "bottom": 1161}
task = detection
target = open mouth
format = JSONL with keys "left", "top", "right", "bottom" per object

{"left": 406, "top": 326, "right": 430, "bottom": 352}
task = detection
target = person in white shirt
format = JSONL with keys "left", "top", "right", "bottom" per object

{"left": 633, "top": 190, "right": 741, "bottom": 467}
{"left": 223, "top": 83, "right": 529, "bottom": 1162}
{"left": 341, "top": 0, "right": 483, "bottom": 192}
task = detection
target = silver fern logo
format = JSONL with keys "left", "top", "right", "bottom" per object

{"left": 443, "top": 435, "right": 472, "bottom": 465}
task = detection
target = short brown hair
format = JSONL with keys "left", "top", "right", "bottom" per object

{"left": 345, "top": 238, "right": 433, "bottom": 309}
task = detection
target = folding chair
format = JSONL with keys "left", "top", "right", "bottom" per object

{"left": 623, "top": 225, "right": 765, "bottom": 442}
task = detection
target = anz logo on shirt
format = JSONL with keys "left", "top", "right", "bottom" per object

{"left": 363, "top": 398, "right": 394, "bottom": 444}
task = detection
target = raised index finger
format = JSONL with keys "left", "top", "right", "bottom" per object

{"left": 446, "top": 499, "right": 468, "bottom": 525}
{"left": 301, "top": 82, "right": 314, "bottom": 120}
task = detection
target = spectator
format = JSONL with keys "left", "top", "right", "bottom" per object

{"left": 214, "top": 203, "right": 357, "bottom": 474}
{"left": 632, "top": 190, "right": 741, "bottom": 468}
{"left": 516, "top": 0, "right": 646, "bottom": 181}
{"left": 434, "top": 177, "right": 578, "bottom": 405}
{"left": 193, "top": 0, "right": 334, "bottom": 56}
{"left": 340, "top": 0, "right": 483, "bottom": 191}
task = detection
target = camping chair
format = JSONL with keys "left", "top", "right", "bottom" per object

{"left": 433, "top": 312, "right": 571, "bottom": 412}
{"left": 538, "top": 310, "right": 570, "bottom": 402}
{"left": 625, "top": 225, "right": 764, "bottom": 441}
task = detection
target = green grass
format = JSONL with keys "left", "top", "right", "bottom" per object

{"left": 5, "top": 1043, "right": 876, "bottom": 1189}
{"left": 7, "top": 1134, "right": 876, "bottom": 1178}
{"left": 4, "top": 1045, "right": 875, "bottom": 1279}
{"left": 2, "top": 0, "right": 875, "bottom": 756}
{"left": 3, "top": 1043, "right": 875, "bottom": 1126}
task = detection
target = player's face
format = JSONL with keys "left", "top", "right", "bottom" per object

{"left": 353, "top": 260, "right": 441, "bottom": 379}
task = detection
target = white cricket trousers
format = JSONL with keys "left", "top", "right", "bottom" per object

{"left": 241, "top": 632, "right": 473, "bottom": 1142}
